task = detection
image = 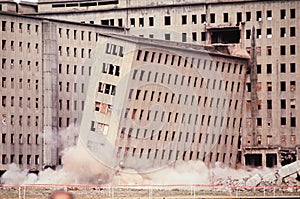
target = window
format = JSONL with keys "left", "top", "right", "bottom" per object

{"left": 290, "top": 27, "right": 296, "bottom": 37}
{"left": 280, "top": 81, "right": 286, "bottom": 91}
{"left": 210, "top": 13, "right": 215, "bottom": 23}
{"left": 257, "top": 64, "right": 261, "bottom": 74}
{"left": 290, "top": 45, "right": 296, "bottom": 55}
{"left": 2, "top": 21, "right": 6, "bottom": 31}
{"left": 149, "top": 17, "right": 154, "bottom": 26}
{"left": 266, "top": 46, "right": 272, "bottom": 55}
{"left": 223, "top": 13, "right": 228, "bottom": 22}
{"left": 164, "top": 16, "right": 171, "bottom": 25}
{"left": 280, "top": 27, "right": 286, "bottom": 38}
{"left": 192, "top": 15, "right": 197, "bottom": 24}
{"left": 290, "top": 9, "right": 296, "bottom": 19}
{"left": 192, "top": 32, "right": 197, "bottom": 42}
{"left": 267, "top": 82, "right": 272, "bottom": 92}
{"left": 201, "top": 32, "right": 206, "bottom": 41}
{"left": 129, "top": 18, "right": 135, "bottom": 27}
{"left": 290, "top": 81, "right": 296, "bottom": 91}
{"left": 267, "top": 64, "right": 272, "bottom": 74}
{"left": 280, "top": 45, "right": 286, "bottom": 55}
{"left": 281, "top": 9, "right": 286, "bottom": 19}
{"left": 267, "top": 10, "right": 272, "bottom": 20}
{"left": 256, "top": 11, "right": 262, "bottom": 21}
{"left": 139, "top": 18, "right": 144, "bottom": 27}
{"left": 290, "top": 63, "right": 296, "bottom": 73}
{"left": 257, "top": 29, "right": 261, "bottom": 38}
{"left": 291, "top": 117, "right": 296, "bottom": 127}
{"left": 266, "top": 28, "right": 272, "bottom": 38}
{"left": 237, "top": 12, "right": 242, "bottom": 25}
{"left": 246, "top": 12, "right": 251, "bottom": 21}
{"left": 281, "top": 117, "right": 286, "bottom": 126}
{"left": 281, "top": 99, "right": 286, "bottom": 109}
{"left": 280, "top": 63, "right": 286, "bottom": 73}
{"left": 164, "top": 34, "right": 170, "bottom": 41}
{"left": 182, "top": 15, "right": 187, "bottom": 24}
{"left": 182, "top": 33, "right": 187, "bottom": 42}
{"left": 267, "top": 100, "right": 272, "bottom": 109}
{"left": 246, "top": 29, "right": 251, "bottom": 39}
{"left": 201, "top": 14, "right": 206, "bottom": 23}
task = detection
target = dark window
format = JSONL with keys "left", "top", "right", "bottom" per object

{"left": 280, "top": 27, "right": 286, "bottom": 37}
{"left": 291, "top": 117, "right": 296, "bottom": 127}
{"left": 246, "top": 29, "right": 251, "bottom": 39}
{"left": 267, "top": 64, "right": 272, "bottom": 74}
{"left": 130, "top": 18, "right": 135, "bottom": 27}
{"left": 281, "top": 9, "right": 286, "bottom": 19}
{"left": 192, "top": 32, "right": 197, "bottom": 41}
{"left": 201, "top": 32, "right": 206, "bottom": 41}
{"left": 281, "top": 117, "right": 286, "bottom": 125}
{"left": 192, "top": 15, "right": 197, "bottom": 24}
{"left": 257, "top": 118, "right": 262, "bottom": 127}
{"left": 280, "top": 63, "right": 286, "bottom": 73}
{"left": 290, "top": 63, "right": 296, "bottom": 73}
{"left": 246, "top": 12, "right": 251, "bottom": 21}
{"left": 290, "top": 9, "right": 296, "bottom": 19}
{"left": 257, "top": 64, "right": 261, "bottom": 74}
{"left": 149, "top": 17, "right": 154, "bottom": 26}
{"left": 280, "top": 46, "right": 286, "bottom": 55}
{"left": 164, "top": 16, "right": 171, "bottom": 25}
{"left": 267, "top": 100, "right": 272, "bottom": 109}
{"left": 256, "top": 11, "right": 262, "bottom": 21}
{"left": 139, "top": 18, "right": 144, "bottom": 27}
{"left": 237, "top": 12, "right": 242, "bottom": 25}
{"left": 267, "top": 10, "right": 272, "bottom": 20}
{"left": 223, "top": 13, "right": 228, "bottom": 22}
{"left": 280, "top": 81, "right": 286, "bottom": 91}
{"left": 281, "top": 99, "right": 286, "bottom": 109}
{"left": 290, "top": 27, "right": 296, "bottom": 37}
{"left": 210, "top": 13, "right": 215, "bottom": 23}
{"left": 201, "top": 14, "right": 206, "bottom": 23}
{"left": 290, "top": 45, "right": 296, "bottom": 55}
{"left": 182, "top": 15, "right": 187, "bottom": 24}
{"left": 182, "top": 33, "right": 187, "bottom": 42}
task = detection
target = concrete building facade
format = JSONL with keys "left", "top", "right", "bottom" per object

{"left": 0, "top": 11, "right": 125, "bottom": 173}
{"left": 79, "top": 33, "right": 248, "bottom": 172}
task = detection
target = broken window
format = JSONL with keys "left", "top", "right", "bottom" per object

{"left": 209, "top": 27, "right": 240, "bottom": 44}
{"left": 290, "top": 81, "right": 296, "bottom": 91}
{"left": 245, "top": 154, "right": 262, "bottom": 167}
{"left": 291, "top": 99, "right": 296, "bottom": 109}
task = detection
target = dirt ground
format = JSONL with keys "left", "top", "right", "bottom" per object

{"left": 1, "top": 186, "right": 300, "bottom": 199}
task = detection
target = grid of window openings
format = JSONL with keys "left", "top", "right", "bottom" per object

{"left": 114, "top": 46, "right": 246, "bottom": 167}
{"left": 1, "top": 18, "right": 42, "bottom": 167}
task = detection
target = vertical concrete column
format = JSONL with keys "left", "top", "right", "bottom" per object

{"left": 42, "top": 21, "right": 59, "bottom": 168}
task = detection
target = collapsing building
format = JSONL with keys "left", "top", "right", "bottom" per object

{"left": 79, "top": 33, "right": 249, "bottom": 171}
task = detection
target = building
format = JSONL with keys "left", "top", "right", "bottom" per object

{"left": 79, "top": 33, "right": 248, "bottom": 172}
{"left": 0, "top": 0, "right": 299, "bottom": 172}
{"left": 28, "top": 0, "right": 300, "bottom": 168}
{"left": 0, "top": 11, "right": 125, "bottom": 173}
